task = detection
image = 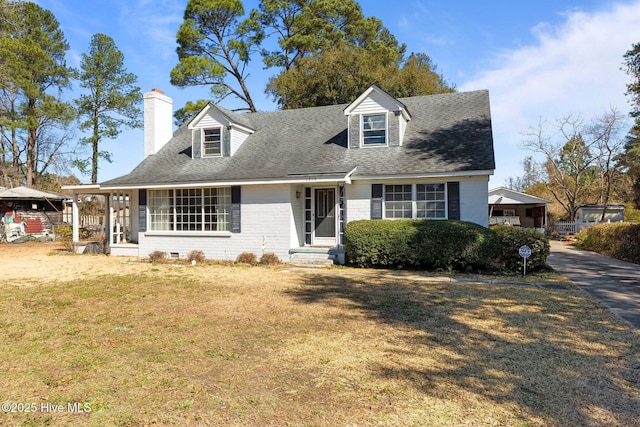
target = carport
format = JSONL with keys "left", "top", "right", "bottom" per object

{"left": 489, "top": 187, "right": 551, "bottom": 230}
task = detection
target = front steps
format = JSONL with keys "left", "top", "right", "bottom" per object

{"left": 289, "top": 246, "right": 345, "bottom": 267}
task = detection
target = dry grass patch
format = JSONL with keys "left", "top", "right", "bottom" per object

{"left": 0, "top": 245, "right": 638, "bottom": 426}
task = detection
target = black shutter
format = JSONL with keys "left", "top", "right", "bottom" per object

{"left": 371, "top": 184, "right": 383, "bottom": 219}
{"left": 447, "top": 182, "right": 460, "bottom": 220}
{"left": 231, "top": 186, "right": 241, "bottom": 233}
{"left": 138, "top": 189, "right": 147, "bottom": 232}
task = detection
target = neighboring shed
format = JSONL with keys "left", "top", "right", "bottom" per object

{"left": 575, "top": 204, "right": 625, "bottom": 223}
{"left": 488, "top": 187, "right": 551, "bottom": 230}
{"left": 0, "top": 186, "right": 67, "bottom": 241}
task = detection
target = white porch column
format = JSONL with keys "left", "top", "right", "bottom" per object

{"left": 72, "top": 192, "right": 79, "bottom": 243}
{"left": 108, "top": 193, "right": 114, "bottom": 246}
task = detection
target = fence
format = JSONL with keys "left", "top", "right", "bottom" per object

{"left": 80, "top": 215, "right": 102, "bottom": 228}
{"left": 553, "top": 221, "right": 602, "bottom": 236}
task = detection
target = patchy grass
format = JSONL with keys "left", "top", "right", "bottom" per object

{"left": 0, "top": 257, "right": 638, "bottom": 426}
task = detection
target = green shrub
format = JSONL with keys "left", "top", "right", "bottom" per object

{"left": 624, "top": 204, "right": 640, "bottom": 222}
{"left": 236, "top": 252, "right": 258, "bottom": 266}
{"left": 259, "top": 253, "right": 280, "bottom": 265}
{"left": 55, "top": 225, "right": 74, "bottom": 252}
{"left": 344, "top": 220, "right": 500, "bottom": 272}
{"left": 493, "top": 226, "right": 550, "bottom": 273}
{"left": 576, "top": 223, "right": 640, "bottom": 263}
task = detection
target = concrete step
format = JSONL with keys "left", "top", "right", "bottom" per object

{"left": 289, "top": 252, "right": 336, "bottom": 267}
{"left": 288, "top": 246, "right": 346, "bottom": 267}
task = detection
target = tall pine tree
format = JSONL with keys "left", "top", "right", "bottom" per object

{"left": 75, "top": 33, "right": 142, "bottom": 184}
{"left": 621, "top": 43, "right": 640, "bottom": 208}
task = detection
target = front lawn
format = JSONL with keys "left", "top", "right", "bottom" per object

{"left": 0, "top": 250, "right": 638, "bottom": 426}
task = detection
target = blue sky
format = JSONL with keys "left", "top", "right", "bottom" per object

{"left": 33, "top": 0, "right": 640, "bottom": 187}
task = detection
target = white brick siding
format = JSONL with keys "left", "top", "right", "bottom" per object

{"left": 137, "top": 184, "right": 293, "bottom": 262}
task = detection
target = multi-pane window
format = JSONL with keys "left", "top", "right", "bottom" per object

{"left": 384, "top": 185, "right": 412, "bottom": 218}
{"left": 203, "top": 187, "right": 230, "bottom": 231}
{"left": 148, "top": 187, "right": 231, "bottom": 231}
{"left": 416, "top": 184, "right": 446, "bottom": 219}
{"left": 149, "top": 189, "right": 173, "bottom": 230}
{"left": 384, "top": 184, "right": 447, "bottom": 219}
{"left": 203, "top": 128, "right": 221, "bottom": 157}
{"left": 175, "top": 189, "right": 202, "bottom": 231}
{"left": 362, "top": 113, "right": 386, "bottom": 145}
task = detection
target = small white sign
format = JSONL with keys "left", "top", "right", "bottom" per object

{"left": 519, "top": 245, "right": 532, "bottom": 258}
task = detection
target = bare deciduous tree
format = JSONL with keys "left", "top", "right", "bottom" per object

{"left": 522, "top": 110, "right": 627, "bottom": 221}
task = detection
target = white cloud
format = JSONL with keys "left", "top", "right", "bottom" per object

{"left": 460, "top": 1, "right": 640, "bottom": 187}
{"left": 119, "top": 0, "right": 184, "bottom": 60}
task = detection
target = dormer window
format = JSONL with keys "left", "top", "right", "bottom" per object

{"left": 362, "top": 113, "right": 387, "bottom": 146}
{"left": 203, "top": 128, "right": 222, "bottom": 157}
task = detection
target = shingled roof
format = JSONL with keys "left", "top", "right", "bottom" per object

{"left": 102, "top": 90, "right": 495, "bottom": 187}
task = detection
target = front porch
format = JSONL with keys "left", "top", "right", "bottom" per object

{"left": 64, "top": 185, "right": 138, "bottom": 255}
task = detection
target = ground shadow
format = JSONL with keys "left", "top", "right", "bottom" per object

{"left": 286, "top": 272, "right": 640, "bottom": 425}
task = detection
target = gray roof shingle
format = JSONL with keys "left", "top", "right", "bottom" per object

{"left": 103, "top": 90, "right": 495, "bottom": 187}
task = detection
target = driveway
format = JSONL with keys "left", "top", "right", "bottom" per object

{"left": 547, "top": 240, "right": 640, "bottom": 330}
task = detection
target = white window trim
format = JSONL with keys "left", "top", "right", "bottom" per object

{"left": 202, "top": 126, "right": 223, "bottom": 158}
{"left": 382, "top": 183, "right": 448, "bottom": 220}
{"left": 360, "top": 112, "right": 388, "bottom": 147}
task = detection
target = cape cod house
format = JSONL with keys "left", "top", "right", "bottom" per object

{"left": 65, "top": 85, "right": 495, "bottom": 263}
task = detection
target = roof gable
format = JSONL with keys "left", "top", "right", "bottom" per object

{"left": 188, "top": 104, "right": 254, "bottom": 134}
{"left": 343, "top": 85, "right": 411, "bottom": 121}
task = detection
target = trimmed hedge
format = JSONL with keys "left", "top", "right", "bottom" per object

{"left": 493, "top": 226, "right": 550, "bottom": 273}
{"left": 576, "top": 223, "right": 640, "bottom": 264}
{"left": 344, "top": 220, "right": 500, "bottom": 272}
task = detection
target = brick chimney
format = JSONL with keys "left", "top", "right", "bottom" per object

{"left": 143, "top": 89, "right": 173, "bottom": 158}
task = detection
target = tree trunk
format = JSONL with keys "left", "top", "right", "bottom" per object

{"left": 91, "top": 113, "right": 99, "bottom": 184}
{"left": 26, "top": 126, "right": 36, "bottom": 187}
{"left": 0, "top": 128, "right": 7, "bottom": 187}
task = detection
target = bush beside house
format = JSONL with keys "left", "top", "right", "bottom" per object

{"left": 344, "top": 220, "right": 500, "bottom": 272}
{"left": 576, "top": 223, "right": 640, "bottom": 264}
{"left": 493, "top": 226, "right": 550, "bottom": 273}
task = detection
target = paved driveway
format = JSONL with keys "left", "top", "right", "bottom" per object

{"left": 547, "top": 240, "right": 640, "bottom": 330}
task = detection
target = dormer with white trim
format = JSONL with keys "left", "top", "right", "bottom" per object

{"left": 188, "top": 104, "right": 255, "bottom": 158}
{"left": 344, "top": 85, "right": 411, "bottom": 149}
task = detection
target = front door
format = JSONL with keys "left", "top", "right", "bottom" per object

{"left": 314, "top": 188, "right": 336, "bottom": 245}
